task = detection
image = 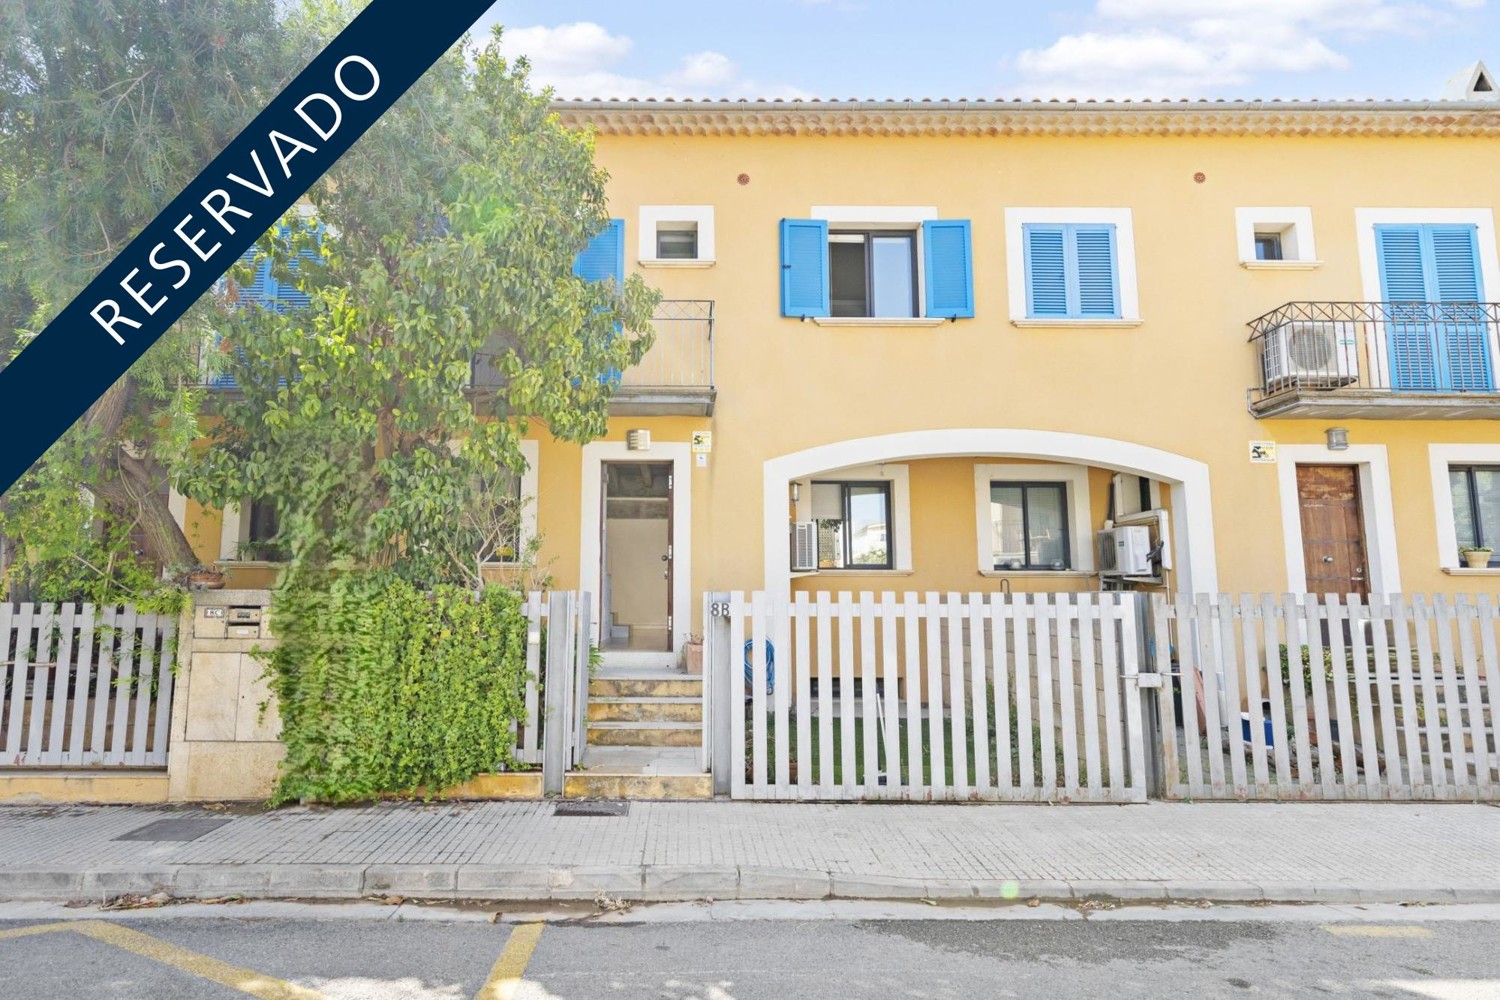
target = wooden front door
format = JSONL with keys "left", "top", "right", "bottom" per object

{"left": 1296, "top": 464, "right": 1369, "bottom": 596}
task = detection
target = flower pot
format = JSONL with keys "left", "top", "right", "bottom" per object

{"left": 682, "top": 640, "right": 704, "bottom": 675}
{"left": 1464, "top": 549, "right": 1493, "bottom": 569}
{"left": 188, "top": 569, "right": 226, "bottom": 590}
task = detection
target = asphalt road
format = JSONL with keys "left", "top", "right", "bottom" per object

{"left": 1, "top": 901, "right": 1497, "bottom": 999}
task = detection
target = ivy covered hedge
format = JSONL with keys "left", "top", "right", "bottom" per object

{"left": 266, "top": 574, "right": 532, "bottom": 804}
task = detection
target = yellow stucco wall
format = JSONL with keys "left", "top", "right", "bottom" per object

{"left": 190, "top": 126, "right": 1500, "bottom": 638}
{"left": 557, "top": 128, "right": 1500, "bottom": 627}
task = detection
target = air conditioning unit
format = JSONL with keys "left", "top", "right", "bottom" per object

{"left": 1097, "top": 525, "right": 1154, "bottom": 577}
{"left": 1262, "top": 320, "right": 1359, "bottom": 390}
{"left": 790, "top": 521, "right": 819, "bottom": 572}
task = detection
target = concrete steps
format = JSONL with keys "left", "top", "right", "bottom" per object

{"left": 586, "top": 720, "right": 701, "bottom": 747}
{"left": 573, "top": 671, "right": 707, "bottom": 790}
{"left": 589, "top": 674, "right": 703, "bottom": 699}
{"left": 563, "top": 747, "right": 710, "bottom": 799}
{"left": 588, "top": 697, "right": 702, "bottom": 724}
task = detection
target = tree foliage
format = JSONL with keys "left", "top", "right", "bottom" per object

{"left": 0, "top": 0, "right": 296, "bottom": 598}
{"left": 184, "top": 9, "right": 659, "bottom": 586}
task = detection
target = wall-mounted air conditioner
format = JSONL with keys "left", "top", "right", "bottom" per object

{"left": 1097, "top": 525, "right": 1153, "bottom": 577}
{"left": 1262, "top": 320, "right": 1358, "bottom": 389}
{"left": 790, "top": 521, "right": 819, "bottom": 572}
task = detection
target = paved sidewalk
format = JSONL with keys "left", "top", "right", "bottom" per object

{"left": 0, "top": 800, "right": 1496, "bottom": 905}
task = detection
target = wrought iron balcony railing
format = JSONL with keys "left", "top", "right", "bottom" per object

{"left": 1247, "top": 301, "right": 1500, "bottom": 419}
{"left": 621, "top": 299, "right": 714, "bottom": 390}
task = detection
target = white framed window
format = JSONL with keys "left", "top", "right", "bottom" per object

{"left": 1004, "top": 208, "right": 1140, "bottom": 326}
{"left": 493, "top": 439, "right": 541, "bottom": 565}
{"left": 1355, "top": 208, "right": 1500, "bottom": 303}
{"left": 1235, "top": 207, "right": 1319, "bottom": 268}
{"left": 792, "top": 462, "right": 913, "bottom": 572}
{"left": 1428, "top": 444, "right": 1500, "bottom": 573}
{"left": 973, "top": 464, "right": 1094, "bottom": 574}
{"left": 638, "top": 205, "right": 715, "bottom": 266}
{"left": 218, "top": 499, "right": 282, "bottom": 562}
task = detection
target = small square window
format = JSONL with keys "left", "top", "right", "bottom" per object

{"left": 1254, "top": 232, "right": 1284, "bottom": 261}
{"left": 656, "top": 227, "right": 698, "bottom": 260}
{"left": 989, "top": 482, "right": 1070, "bottom": 571}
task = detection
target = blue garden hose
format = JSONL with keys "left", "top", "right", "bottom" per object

{"left": 743, "top": 638, "right": 775, "bottom": 695}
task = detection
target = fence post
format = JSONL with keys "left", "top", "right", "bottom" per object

{"left": 574, "top": 591, "right": 592, "bottom": 769}
{"left": 543, "top": 591, "right": 575, "bottom": 796}
{"left": 707, "top": 591, "right": 733, "bottom": 795}
{"left": 1134, "top": 592, "right": 1164, "bottom": 798}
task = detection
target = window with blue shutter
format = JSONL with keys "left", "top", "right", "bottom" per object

{"left": 573, "top": 218, "right": 626, "bottom": 385}
{"left": 1376, "top": 223, "right": 1490, "bottom": 391}
{"left": 780, "top": 219, "right": 830, "bottom": 318}
{"left": 574, "top": 218, "right": 625, "bottom": 286}
{"left": 1023, "top": 223, "right": 1119, "bottom": 319}
{"left": 922, "top": 219, "right": 974, "bottom": 319}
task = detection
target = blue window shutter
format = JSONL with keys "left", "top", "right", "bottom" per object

{"left": 1375, "top": 225, "right": 1428, "bottom": 301}
{"left": 922, "top": 219, "right": 974, "bottom": 318}
{"left": 1376, "top": 225, "right": 1439, "bottom": 389}
{"left": 1430, "top": 225, "right": 1483, "bottom": 301}
{"left": 1024, "top": 224, "right": 1067, "bottom": 317}
{"left": 1072, "top": 225, "right": 1119, "bottom": 318}
{"left": 574, "top": 218, "right": 625, "bottom": 285}
{"left": 1429, "top": 224, "right": 1491, "bottom": 390}
{"left": 780, "top": 219, "right": 829, "bottom": 317}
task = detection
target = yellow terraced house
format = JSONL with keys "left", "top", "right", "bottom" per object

{"left": 167, "top": 65, "right": 1500, "bottom": 798}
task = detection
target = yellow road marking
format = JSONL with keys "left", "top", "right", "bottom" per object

{"left": 0, "top": 922, "right": 76, "bottom": 941}
{"left": 1323, "top": 925, "right": 1435, "bottom": 938}
{"left": 476, "top": 922, "right": 545, "bottom": 1000}
{"left": 74, "top": 921, "right": 325, "bottom": 999}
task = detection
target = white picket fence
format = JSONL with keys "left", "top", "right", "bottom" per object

{"left": 1, "top": 603, "right": 176, "bottom": 768}
{"left": 722, "top": 591, "right": 1150, "bottom": 802}
{"left": 1156, "top": 594, "right": 1499, "bottom": 801}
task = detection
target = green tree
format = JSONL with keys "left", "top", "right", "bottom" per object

{"left": 184, "top": 10, "right": 658, "bottom": 586}
{"left": 0, "top": 0, "right": 295, "bottom": 599}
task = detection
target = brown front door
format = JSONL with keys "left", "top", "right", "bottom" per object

{"left": 1296, "top": 464, "right": 1369, "bottom": 597}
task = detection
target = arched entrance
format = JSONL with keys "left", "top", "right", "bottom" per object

{"left": 762, "top": 428, "right": 1217, "bottom": 596}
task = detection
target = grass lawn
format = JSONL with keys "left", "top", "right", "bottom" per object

{"left": 744, "top": 709, "right": 1073, "bottom": 787}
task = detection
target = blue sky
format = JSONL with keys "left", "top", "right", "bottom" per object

{"left": 470, "top": 0, "right": 1496, "bottom": 101}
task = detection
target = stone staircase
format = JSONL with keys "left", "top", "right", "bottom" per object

{"left": 564, "top": 671, "right": 712, "bottom": 799}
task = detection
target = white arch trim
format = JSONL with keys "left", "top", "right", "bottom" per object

{"left": 763, "top": 429, "right": 1217, "bottom": 597}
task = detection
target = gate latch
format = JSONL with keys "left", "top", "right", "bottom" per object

{"left": 1132, "top": 673, "right": 1164, "bottom": 689}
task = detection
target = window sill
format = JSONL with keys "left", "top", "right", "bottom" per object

{"left": 811, "top": 317, "right": 948, "bottom": 328}
{"left": 639, "top": 259, "right": 716, "bottom": 268}
{"left": 804, "top": 568, "right": 916, "bottom": 576}
{"left": 1239, "top": 259, "right": 1324, "bottom": 270}
{"left": 980, "top": 569, "right": 1095, "bottom": 579}
{"left": 1442, "top": 567, "right": 1500, "bottom": 575}
{"left": 1010, "top": 318, "right": 1142, "bottom": 329}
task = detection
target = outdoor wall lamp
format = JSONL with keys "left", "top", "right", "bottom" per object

{"left": 626, "top": 429, "right": 651, "bottom": 451}
{"left": 1325, "top": 427, "right": 1350, "bottom": 451}
{"left": 790, "top": 482, "right": 800, "bottom": 504}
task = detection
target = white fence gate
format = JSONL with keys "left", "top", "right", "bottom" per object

{"left": 715, "top": 591, "right": 1150, "bottom": 803}
{"left": 1, "top": 603, "right": 175, "bottom": 767}
{"left": 1155, "top": 593, "right": 1499, "bottom": 801}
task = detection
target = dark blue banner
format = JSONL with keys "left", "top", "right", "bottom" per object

{"left": 0, "top": 0, "right": 496, "bottom": 494}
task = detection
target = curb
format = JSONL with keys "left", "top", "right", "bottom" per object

{"left": 3, "top": 865, "right": 1498, "bottom": 906}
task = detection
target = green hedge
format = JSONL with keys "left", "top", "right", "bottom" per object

{"left": 267, "top": 574, "right": 532, "bottom": 804}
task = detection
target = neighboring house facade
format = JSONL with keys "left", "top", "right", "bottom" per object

{"left": 186, "top": 67, "right": 1500, "bottom": 669}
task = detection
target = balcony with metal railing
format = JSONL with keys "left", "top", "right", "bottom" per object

{"left": 611, "top": 299, "right": 716, "bottom": 416}
{"left": 1247, "top": 301, "right": 1500, "bottom": 419}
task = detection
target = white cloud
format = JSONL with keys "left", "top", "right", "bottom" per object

{"left": 493, "top": 21, "right": 805, "bottom": 99}
{"left": 1014, "top": 0, "right": 1485, "bottom": 97}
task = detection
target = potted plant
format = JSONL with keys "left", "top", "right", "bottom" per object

{"left": 185, "top": 564, "right": 226, "bottom": 590}
{"left": 1461, "top": 545, "right": 1493, "bottom": 569}
{"left": 681, "top": 632, "right": 704, "bottom": 675}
